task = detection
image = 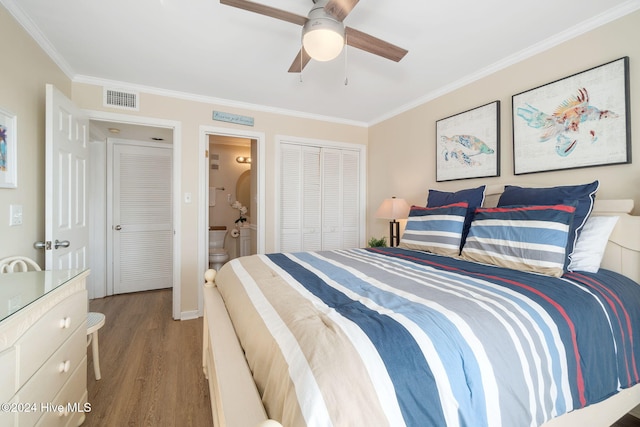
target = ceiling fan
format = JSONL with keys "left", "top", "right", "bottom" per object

{"left": 220, "top": 0, "right": 408, "bottom": 73}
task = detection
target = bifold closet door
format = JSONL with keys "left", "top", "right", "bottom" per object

{"left": 280, "top": 143, "right": 360, "bottom": 252}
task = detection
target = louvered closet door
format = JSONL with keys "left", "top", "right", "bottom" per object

{"left": 321, "top": 148, "right": 360, "bottom": 250}
{"left": 113, "top": 143, "right": 173, "bottom": 294}
{"left": 280, "top": 144, "right": 321, "bottom": 252}
{"left": 280, "top": 142, "right": 360, "bottom": 252}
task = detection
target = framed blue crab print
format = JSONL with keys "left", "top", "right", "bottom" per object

{"left": 435, "top": 100, "right": 500, "bottom": 182}
{"left": 512, "top": 56, "right": 630, "bottom": 175}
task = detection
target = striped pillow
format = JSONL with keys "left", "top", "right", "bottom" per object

{"left": 461, "top": 204, "right": 576, "bottom": 277}
{"left": 399, "top": 202, "right": 468, "bottom": 256}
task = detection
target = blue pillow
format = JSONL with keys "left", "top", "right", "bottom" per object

{"left": 427, "top": 185, "right": 486, "bottom": 248}
{"left": 461, "top": 204, "right": 576, "bottom": 277}
{"left": 399, "top": 202, "right": 468, "bottom": 257}
{"left": 497, "top": 181, "right": 599, "bottom": 268}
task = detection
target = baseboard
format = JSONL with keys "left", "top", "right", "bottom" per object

{"left": 181, "top": 310, "right": 200, "bottom": 320}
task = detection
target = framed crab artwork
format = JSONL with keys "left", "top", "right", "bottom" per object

{"left": 435, "top": 100, "right": 500, "bottom": 182}
{"left": 512, "top": 56, "right": 630, "bottom": 175}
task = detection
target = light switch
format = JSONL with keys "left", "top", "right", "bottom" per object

{"left": 9, "top": 204, "right": 23, "bottom": 226}
{"left": 184, "top": 192, "right": 192, "bottom": 204}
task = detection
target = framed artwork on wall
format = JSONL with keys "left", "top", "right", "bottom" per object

{"left": 512, "top": 56, "right": 630, "bottom": 175}
{"left": 435, "top": 100, "right": 500, "bottom": 182}
{"left": 0, "top": 107, "right": 17, "bottom": 189}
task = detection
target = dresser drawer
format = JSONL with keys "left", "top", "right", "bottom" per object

{"left": 15, "top": 290, "right": 87, "bottom": 387}
{"left": 0, "top": 346, "right": 17, "bottom": 402}
{"left": 16, "top": 324, "right": 86, "bottom": 427}
{"left": 35, "top": 357, "right": 88, "bottom": 427}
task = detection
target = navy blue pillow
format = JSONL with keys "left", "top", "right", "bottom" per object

{"left": 427, "top": 185, "right": 486, "bottom": 251}
{"left": 497, "top": 180, "right": 599, "bottom": 268}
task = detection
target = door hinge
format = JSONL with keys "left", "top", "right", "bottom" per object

{"left": 205, "top": 149, "right": 209, "bottom": 158}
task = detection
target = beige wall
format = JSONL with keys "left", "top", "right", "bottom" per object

{"left": 368, "top": 10, "right": 640, "bottom": 242}
{"left": 0, "top": 7, "right": 71, "bottom": 265}
{"left": 71, "top": 83, "right": 368, "bottom": 313}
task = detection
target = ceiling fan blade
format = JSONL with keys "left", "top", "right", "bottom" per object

{"left": 220, "top": 0, "right": 307, "bottom": 26}
{"left": 324, "top": 0, "right": 359, "bottom": 22}
{"left": 345, "top": 27, "right": 408, "bottom": 62}
{"left": 288, "top": 48, "right": 312, "bottom": 73}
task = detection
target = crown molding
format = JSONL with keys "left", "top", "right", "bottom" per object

{"left": 1, "top": 0, "right": 75, "bottom": 79}
{"left": 369, "top": 0, "right": 640, "bottom": 126}
{"left": 73, "top": 75, "right": 368, "bottom": 128}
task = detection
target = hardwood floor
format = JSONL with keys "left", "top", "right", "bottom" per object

{"left": 613, "top": 414, "right": 640, "bottom": 427}
{"left": 611, "top": 414, "right": 640, "bottom": 427}
{"left": 84, "top": 289, "right": 213, "bottom": 426}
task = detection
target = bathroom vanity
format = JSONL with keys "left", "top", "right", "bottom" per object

{"left": 0, "top": 269, "right": 89, "bottom": 427}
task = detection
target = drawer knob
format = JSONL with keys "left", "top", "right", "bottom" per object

{"left": 58, "top": 360, "right": 71, "bottom": 373}
{"left": 59, "top": 317, "right": 72, "bottom": 329}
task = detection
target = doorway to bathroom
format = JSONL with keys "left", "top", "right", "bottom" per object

{"left": 198, "top": 126, "right": 265, "bottom": 310}
{"left": 208, "top": 134, "right": 257, "bottom": 264}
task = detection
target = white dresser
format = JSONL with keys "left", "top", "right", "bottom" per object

{"left": 0, "top": 269, "right": 90, "bottom": 427}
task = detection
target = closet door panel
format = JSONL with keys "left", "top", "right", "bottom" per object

{"left": 280, "top": 144, "right": 303, "bottom": 252}
{"left": 341, "top": 150, "right": 360, "bottom": 248}
{"left": 321, "top": 149, "right": 342, "bottom": 250}
{"left": 301, "top": 146, "right": 322, "bottom": 251}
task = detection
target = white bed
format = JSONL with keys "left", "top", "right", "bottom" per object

{"left": 202, "top": 187, "right": 640, "bottom": 427}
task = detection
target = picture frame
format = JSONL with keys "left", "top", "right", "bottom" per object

{"left": 512, "top": 56, "right": 630, "bottom": 175}
{"left": 0, "top": 107, "right": 17, "bottom": 189}
{"left": 436, "top": 100, "right": 500, "bottom": 182}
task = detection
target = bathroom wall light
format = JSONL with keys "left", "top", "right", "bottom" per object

{"left": 236, "top": 156, "right": 252, "bottom": 164}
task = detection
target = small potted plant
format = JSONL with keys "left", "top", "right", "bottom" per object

{"left": 367, "top": 236, "right": 387, "bottom": 248}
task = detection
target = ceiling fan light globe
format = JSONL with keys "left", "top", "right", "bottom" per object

{"left": 302, "top": 14, "right": 344, "bottom": 62}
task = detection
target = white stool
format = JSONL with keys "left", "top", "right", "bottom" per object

{"left": 87, "top": 312, "right": 106, "bottom": 380}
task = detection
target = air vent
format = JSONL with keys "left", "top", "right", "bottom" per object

{"left": 103, "top": 88, "right": 139, "bottom": 111}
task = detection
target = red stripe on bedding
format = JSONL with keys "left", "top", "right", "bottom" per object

{"left": 474, "top": 204, "right": 577, "bottom": 213}
{"left": 566, "top": 272, "right": 639, "bottom": 384}
{"left": 370, "top": 248, "right": 588, "bottom": 407}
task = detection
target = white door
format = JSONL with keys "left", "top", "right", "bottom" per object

{"left": 45, "top": 84, "right": 89, "bottom": 270}
{"left": 280, "top": 143, "right": 321, "bottom": 252}
{"left": 111, "top": 142, "right": 173, "bottom": 294}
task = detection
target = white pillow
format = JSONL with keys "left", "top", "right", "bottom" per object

{"left": 568, "top": 216, "right": 619, "bottom": 273}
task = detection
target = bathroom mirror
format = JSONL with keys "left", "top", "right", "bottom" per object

{"left": 236, "top": 170, "right": 250, "bottom": 218}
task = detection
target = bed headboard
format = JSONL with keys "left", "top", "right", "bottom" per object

{"left": 484, "top": 184, "right": 640, "bottom": 284}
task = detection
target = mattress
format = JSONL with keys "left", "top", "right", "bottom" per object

{"left": 215, "top": 247, "right": 640, "bottom": 427}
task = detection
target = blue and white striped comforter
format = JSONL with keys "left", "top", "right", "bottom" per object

{"left": 215, "top": 247, "right": 640, "bottom": 427}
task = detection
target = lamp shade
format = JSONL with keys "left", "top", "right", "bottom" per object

{"left": 375, "top": 197, "right": 410, "bottom": 220}
{"left": 302, "top": 5, "right": 344, "bottom": 61}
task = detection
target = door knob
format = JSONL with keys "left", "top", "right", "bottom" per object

{"left": 54, "top": 239, "right": 70, "bottom": 249}
{"left": 114, "top": 225, "right": 122, "bottom": 230}
{"left": 34, "top": 241, "right": 51, "bottom": 250}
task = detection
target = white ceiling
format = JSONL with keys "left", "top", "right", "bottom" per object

{"left": 4, "top": 0, "right": 639, "bottom": 125}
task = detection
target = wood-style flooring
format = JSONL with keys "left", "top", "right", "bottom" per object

{"left": 84, "top": 289, "right": 213, "bottom": 426}
{"left": 615, "top": 414, "right": 640, "bottom": 427}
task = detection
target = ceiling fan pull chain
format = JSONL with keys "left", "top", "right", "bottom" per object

{"left": 344, "top": 34, "right": 349, "bottom": 86}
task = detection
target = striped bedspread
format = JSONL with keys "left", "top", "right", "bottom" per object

{"left": 215, "top": 247, "right": 640, "bottom": 427}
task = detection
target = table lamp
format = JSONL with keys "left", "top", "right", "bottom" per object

{"left": 375, "top": 196, "right": 410, "bottom": 247}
